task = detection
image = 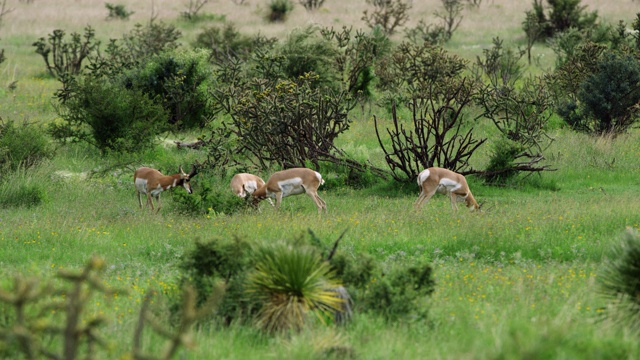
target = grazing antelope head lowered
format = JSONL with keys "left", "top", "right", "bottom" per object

{"left": 251, "top": 168, "right": 327, "bottom": 214}
{"left": 230, "top": 173, "right": 274, "bottom": 206}
{"left": 134, "top": 165, "right": 198, "bottom": 212}
{"left": 414, "top": 167, "right": 480, "bottom": 211}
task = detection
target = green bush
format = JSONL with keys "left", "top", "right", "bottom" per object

{"left": 50, "top": 78, "right": 168, "bottom": 153}
{"left": 171, "top": 175, "right": 247, "bottom": 216}
{"left": 0, "top": 119, "right": 52, "bottom": 172}
{"left": 268, "top": 0, "right": 294, "bottom": 22}
{"left": 577, "top": 52, "right": 640, "bottom": 135}
{"left": 123, "top": 49, "right": 214, "bottom": 129}
{"left": 523, "top": 0, "right": 598, "bottom": 41}
{"left": 484, "top": 138, "right": 525, "bottom": 185}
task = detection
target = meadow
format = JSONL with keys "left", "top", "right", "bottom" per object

{"left": 1, "top": 0, "right": 640, "bottom": 358}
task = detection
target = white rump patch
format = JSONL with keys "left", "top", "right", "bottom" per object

{"left": 417, "top": 169, "right": 431, "bottom": 186}
{"left": 135, "top": 178, "right": 149, "bottom": 194}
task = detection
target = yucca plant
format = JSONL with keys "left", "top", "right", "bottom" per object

{"left": 246, "top": 241, "right": 344, "bottom": 333}
{"left": 598, "top": 227, "right": 640, "bottom": 330}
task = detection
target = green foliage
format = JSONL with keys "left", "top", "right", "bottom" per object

{"left": 246, "top": 240, "right": 343, "bottom": 333}
{"left": 123, "top": 49, "right": 214, "bottom": 129}
{"left": 50, "top": 78, "right": 168, "bottom": 153}
{"left": 193, "top": 23, "right": 277, "bottom": 62}
{"left": 484, "top": 138, "right": 525, "bottom": 184}
{"left": 93, "top": 22, "right": 182, "bottom": 77}
{"left": 0, "top": 119, "right": 52, "bottom": 172}
{"left": 172, "top": 175, "right": 247, "bottom": 216}
{"left": 105, "top": 3, "right": 134, "bottom": 20}
{"left": 576, "top": 52, "right": 640, "bottom": 135}
{"left": 404, "top": 19, "right": 448, "bottom": 46}
{"left": 599, "top": 228, "right": 640, "bottom": 331}
{"left": 178, "top": 237, "right": 255, "bottom": 324}
{"left": 523, "top": 0, "right": 598, "bottom": 41}
{"left": 0, "top": 177, "right": 47, "bottom": 208}
{"left": 268, "top": 0, "right": 294, "bottom": 22}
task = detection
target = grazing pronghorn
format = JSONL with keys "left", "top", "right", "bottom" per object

{"left": 230, "top": 173, "right": 274, "bottom": 206}
{"left": 252, "top": 168, "right": 327, "bottom": 214}
{"left": 134, "top": 165, "right": 198, "bottom": 212}
{"left": 414, "top": 167, "right": 479, "bottom": 211}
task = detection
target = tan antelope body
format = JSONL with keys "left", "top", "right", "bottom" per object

{"left": 230, "top": 173, "right": 266, "bottom": 198}
{"left": 134, "top": 165, "right": 197, "bottom": 212}
{"left": 252, "top": 168, "right": 327, "bottom": 214}
{"left": 414, "top": 167, "right": 479, "bottom": 211}
{"left": 231, "top": 173, "right": 274, "bottom": 206}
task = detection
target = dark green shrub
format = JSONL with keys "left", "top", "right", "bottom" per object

{"left": 523, "top": 0, "right": 598, "bottom": 41}
{"left": 299, "top": 0, "right": 324, "bottom": 11}
{"left": 105, "top": 3, "right": 134, "bottom": 20}
{"left": 483, "top": 138, "right": 525, "bottom": 184}
{"left": 0, "top": 119, "right": 52, "bottom": 172}
{"left": 177, "top": 237, "right": 255, "bottom": 325}
{"left": 122, "top": 49, "right": 214, "bottom": 129}
{"left": 193, "top": 23, "right": 276, "bottom": 62}
{"left": 50, "top": 78, "right": 168, "bottom": 153}
{"left": 268, "top": 0, "right": 293, "bottom": 22}
{"left": 576, "top": 52, "right": 640, "bottom": 135}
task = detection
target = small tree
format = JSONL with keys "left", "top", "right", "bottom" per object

{"left": 435, "top": 0, "right": 464, "bottom": 41}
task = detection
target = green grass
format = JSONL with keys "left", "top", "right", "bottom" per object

{"left": 2, "top": 1, "right": 640, "bottom": 358}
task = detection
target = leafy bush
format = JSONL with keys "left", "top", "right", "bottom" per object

{"left": 122, "top": 49, "right": 214, "bottom": 129}
{"left": 50, "top": 78, "right": 168, "bottom": 153}
{"left": 483, "top": 138, "right": 525, "bottom": 184}
{"left": 0, "top": 118, "right": 52, "bottom": 172}
{"left": 576, "top": 52, "right": 640, "bottom": 135}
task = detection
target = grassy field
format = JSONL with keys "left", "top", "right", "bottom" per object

{"left": 2, "top": 0, "right": 640, "bottom": 359}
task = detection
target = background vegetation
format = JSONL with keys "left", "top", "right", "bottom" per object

{"left": 1, "top": 0, "right": 640, "bottom": 359}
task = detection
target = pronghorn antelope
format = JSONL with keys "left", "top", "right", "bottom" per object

{"left": 134, "top": 165, "right": 198, "bottom": 212}
{"left": 230, "top": 173, "right": 274, "bottom": 206}
{"left": 252, "top": 168, "right": 327, "bottom": 214}
{"left": 414, "top": 167, "right": 479, "bottom": 211}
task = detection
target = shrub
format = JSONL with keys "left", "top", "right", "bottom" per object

{"left": 0, "top": 118, "right": 52, "bottom": 172}
{"left": 171, "top": 175, "right": 247, "bottom": 216}
{"left": 298, "top": 0, "right": 324, "bottom": 11}
{"left": 576, "top": 52, "right": 640, "bottom": 135}
{"left": 268, "top": 0, "right": 293, "bottom": 22}
{"left": 50, "top": 78, "right": 168, "bottom": 153}
{"left": 523, "top": 0, "right": 598, "bottom": 41}
{"left": 122, "top": 49, "right": 214, "bottom": 129}
{"left": 105, "top": 3, "right": 134, "bottom": 20}
{"left": 193, "top": 23, "right": 277, "bottom": 62}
